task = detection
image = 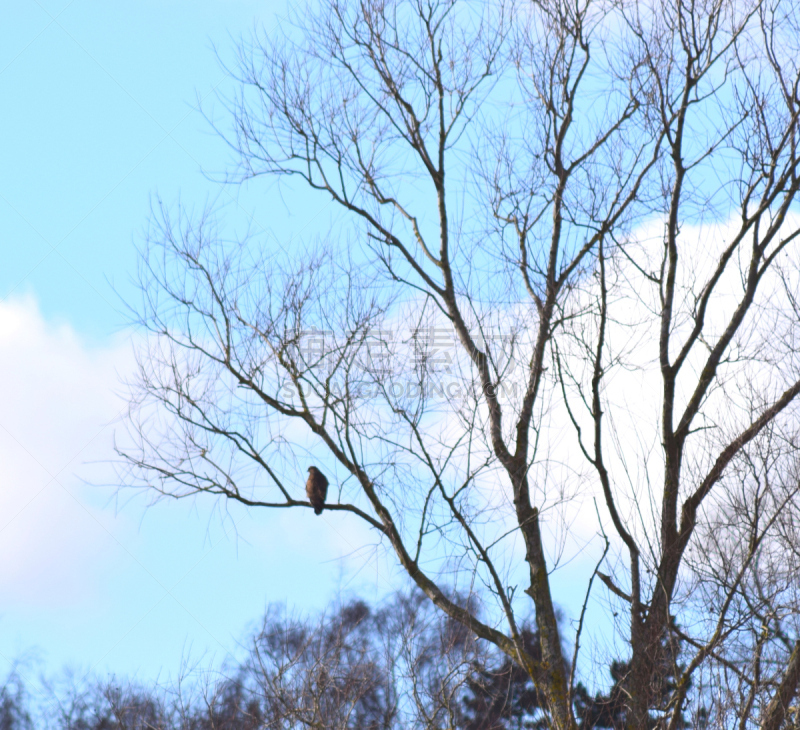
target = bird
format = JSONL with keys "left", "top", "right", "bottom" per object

{"left": 305, "top": 466, "right": 329, "bottom": 515}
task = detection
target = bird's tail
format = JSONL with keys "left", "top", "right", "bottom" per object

{"left": 314, "top": 506, "right": 323, "bottom": 515}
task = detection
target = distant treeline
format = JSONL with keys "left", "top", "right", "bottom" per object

{"left": 0, "top": 590, "right": 694, "bottom": 729}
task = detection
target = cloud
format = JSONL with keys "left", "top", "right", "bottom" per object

{"left": 0, "top": 295, "right": 135, "bottom": 606}
{"left": 0, "top": 295, "right": 389, "bottom": 680}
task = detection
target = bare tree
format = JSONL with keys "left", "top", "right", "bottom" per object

{"left": 0, "top": 668, "right": 33, "bottom": 730}
{"left": 36, "top": 591, "right": 529, "bottom": 730}
{"left": 243, "top": 591, "right": 488, "bottom": 729}
{"left": 119, "top": 0, "right": 800, "bottom": 726}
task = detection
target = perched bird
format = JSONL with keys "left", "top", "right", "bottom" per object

{"left": 306, "top": 466, "right": 329, "bottom": 515}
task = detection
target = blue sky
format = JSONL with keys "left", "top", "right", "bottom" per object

{"left": 0, "top": 0, "right": 395, "bottom": 689}
{"left": 2, "top": 0, "right": 313, "bottom": 338}
{"left": 0, "top": 1, "right": 791, "bottom": 715}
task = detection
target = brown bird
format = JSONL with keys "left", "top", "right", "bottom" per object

{"left": 306, "top": 466, "right": 329, "bottom": 515}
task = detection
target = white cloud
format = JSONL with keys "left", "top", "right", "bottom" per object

{"left": 0, "top": 295, "right": 135, "bottom": 606}
{"left": 0, "top": 294, "right": 393, "bottom": 634}
{"left": 3, "top": 208, "right": 793, "bottom": 671}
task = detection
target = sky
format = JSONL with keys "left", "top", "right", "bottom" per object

{"left": 0, "top": 0, "right": 396, "bottom": 691}
{"left": 0, "top": 3, "right": 794, "bottom": 723}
